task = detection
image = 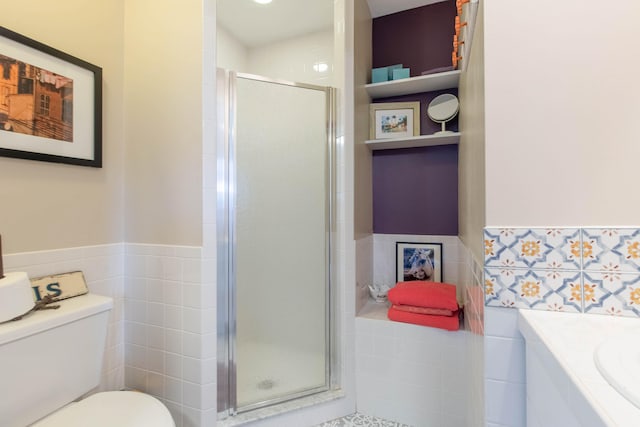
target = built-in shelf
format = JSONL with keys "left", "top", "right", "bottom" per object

{"left": 365, "top": 70, "right": 461, "bottom": 99}
{"left": 366, "top": 132, "right": 460, "bottom": 150}
{"left": 357, "top": 299, "right": 389, "bottom": 320}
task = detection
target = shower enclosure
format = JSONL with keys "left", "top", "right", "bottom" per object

{"left": 217, "top": 70, "right": 336, "bottom": 416}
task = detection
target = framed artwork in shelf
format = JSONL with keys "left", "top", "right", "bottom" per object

{"left": 369, "top": 101, "right": 420, "bottom": 140}
{"left": 396, "top": 242, "right": 443, "bottom": 283}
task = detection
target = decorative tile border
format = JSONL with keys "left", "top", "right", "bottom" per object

{"left": 484, "top": 227, "right": 640, "bottom": 318}
{"left": 484, "top": 228, "right": 581, "bottom": 271}
{"left": 582, "top": 228, "right": 640, "bottom": 273}
{"left": 485, "top": 267, "right": 581, "bottom": 313}
{"left": 582, "top": 271, "right": 640, "bottom": 317}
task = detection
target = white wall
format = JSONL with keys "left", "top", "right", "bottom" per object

{"left": 484, "top": 0, "right": 640, "bottom": 227}
{"left": 247, "top": 30, "right": 335, "bottom": 86}
{"left": 216, "top": 25, "right": 248, "bottom": 72}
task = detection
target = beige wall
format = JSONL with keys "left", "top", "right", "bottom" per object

{"left": 124, "top": 0, "right": 203, "bottom": 246}
{"left": 353, "top": 0, "right": 373, "bottom": 239}
{"left": 0, "top": 0, "right": 125, "bottom": 253}
{"left": 458, "top": 0, "right": 486, "bottom": 262}
{"left": 484, "top": 0, "right": 640, "bottom": 226}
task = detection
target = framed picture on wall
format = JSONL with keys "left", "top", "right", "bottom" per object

{"left": 0, "top": 26, "right": 102, "bottom": 167}
{"left": 396, "top": 242, "right": 443, "bottom": 283}
{"left": 369, "top": 101, "right": 420, "bottom": 140}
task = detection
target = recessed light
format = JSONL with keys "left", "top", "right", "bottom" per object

{"left": 253, "top": 0, "right": 272, "bottom": 4}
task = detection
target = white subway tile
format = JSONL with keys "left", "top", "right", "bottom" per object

{"left": 485, "top": 379, "right": 526, "bottom": 426}
{"left": 484, "top": 306, "right": 521, "bottom": 338}
{"left": 183, "top": 308, "right": 202, "bottom": 334}
{"left": 147, "top": 279, "right": 165, "bottom": 303}
{"left": 146, "top": 256, "right": 164, "bottom": 280}
{"left": 147, "top": 372, "right": 165, "bottom": 399}
{"left": 164, "top": 281, "right": 183, "bottom": 305}
{"left": 165, "top": 352, "right": 183, "bottom": 379}
{"left": 147, "top": 302, "right": 165, "bottom": 327}
{"left": 484, "top": 336, "right": 526, "bottom": 383}
{"left": 147, "top": 325, "right": 165, "bottom": 350}
{"left": 183, "top": 332, "right": 202, "bottom": 358}
{"left": 147, "top": 348, "right": 165, "bottom": 373}
{"left": 182, "top": 381, "right": 202, "bottom": 409}
{"left": 164, "top": 377, "right": 183, "bottom": 404}
{"left": 164, "top": 257, "right": 183, "bottom": 282}
{"left": 165, "top": 329, "right": 183, "bottom": 355}
{"left": 183, "top": 285, "right": 202, "bottom": 308}
{"left": 183, "top": 258, "right": 202, "bottom": 284}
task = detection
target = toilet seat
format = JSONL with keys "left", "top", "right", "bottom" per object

{"left": 32, "top": 391, "right": 175, "bottom": 427}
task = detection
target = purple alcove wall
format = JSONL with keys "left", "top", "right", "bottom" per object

{"left": 371, "top": 1, "right": 459, "bottom": 235}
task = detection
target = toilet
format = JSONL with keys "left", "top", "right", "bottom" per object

{"left": 0, "top": 293, "right": 175, "bottom": 427}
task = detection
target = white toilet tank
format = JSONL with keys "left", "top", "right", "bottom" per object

{"left": 0, "top": 293, "right": 112, "bottom": 427}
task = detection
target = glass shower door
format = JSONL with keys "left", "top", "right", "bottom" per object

{"left": 228, "top": 73, "right": 333, "bottom": 413}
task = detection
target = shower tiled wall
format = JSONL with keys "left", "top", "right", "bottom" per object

{"left": 484, "top": 227, "right": 640, "bottom": 317}
{"left": 3, "top": 244, "right": 125, "bottom": 393}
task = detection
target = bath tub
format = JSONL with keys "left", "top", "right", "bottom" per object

{"left": 518, "top": 309, "right": 640, "bottom": 427}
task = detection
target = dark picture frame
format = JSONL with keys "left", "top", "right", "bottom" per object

{"left": 0, "top": 26, "right": 102, "bottom": 167}
{"left": 396, "top": 242, "right": 443, "bottom": 283}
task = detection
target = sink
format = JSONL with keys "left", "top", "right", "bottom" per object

{"left": 594, "top": 333, "right": 640, "bottom": 409}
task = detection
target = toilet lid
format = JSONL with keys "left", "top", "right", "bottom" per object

{"left": 33, "top": 391, "right": 175, "bottom": 427}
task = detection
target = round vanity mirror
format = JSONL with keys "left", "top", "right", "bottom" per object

{"left": 427, "top": 93, "right": 459, "bottom": 134}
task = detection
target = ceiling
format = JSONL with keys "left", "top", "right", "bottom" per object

{"left": 216, "top": 0, "right": 449, "bottom": 49}
{"left": 366, "top": 0, "right": 448, "bottom": 18}
{"left": 217, "top": 0, "right": 334, "bottom": 48}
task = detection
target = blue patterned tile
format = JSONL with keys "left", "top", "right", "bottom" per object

{"left": 484, "top": 228, "right": 580, "bottom": 270}
{"left": 583, "top": 271, "right": 640, "bottom": 317}
{"left": 484, "top": 267, "right": 581, "bottom": 312}
{"left": 582, "top": 228, "right": 640, "bottom": 273}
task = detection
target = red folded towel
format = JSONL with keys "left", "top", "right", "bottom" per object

{"left": 391, "top": 304, "right": 454, "bottom": 317}
{"left": 388, "top": 306, "right": 460, "bottom": 331}
{"left": 387, "top": 281, "right": 459, "bottom": 311}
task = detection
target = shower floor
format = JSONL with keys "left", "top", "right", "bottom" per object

{"left": 236, "top": 339, "right": 326, "bottom": 408}
{"left": 316, "top": 413, "right": 411, "bottom": 427}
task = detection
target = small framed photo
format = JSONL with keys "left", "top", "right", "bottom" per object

{"left": 396, "top": 242, "right": 443, "bottom": 283}
{"left": 370, "top": 101, "right": 420, "bottom": 140}
{"left": 0, "top": 26, "right": 102, "bottom": 167}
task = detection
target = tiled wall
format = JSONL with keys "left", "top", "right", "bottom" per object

{"left": 483, "top": 226, "right": 640, "bottom": 426}
{"left": 371, "top": 234, "right": 468, "bottom": 300}
{"left": 3, "top": 244, "right": 125, "bottom": 393}
{"left": 4, "top": 242, "right": 217, "bottom": 427}
{"left": 483, "top": 307, "right": 526, "bottom": 427}
{"left": 484, "top": 227, "right": 640, "bottom": 317}
{"left": 355, "top": 316, "right": 469, "bottom": 427}
{"left": 462, "top": 246, "right": 485, "bottom": 427}
{"left": 123, "top": 243, "right": 216, "bottom": 427}
{"left": 355, "top": 236, "right": 485, "bottom": 427}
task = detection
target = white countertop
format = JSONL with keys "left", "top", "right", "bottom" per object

{"left": 518, "top": 309, "right": 640, "bottom": 426}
